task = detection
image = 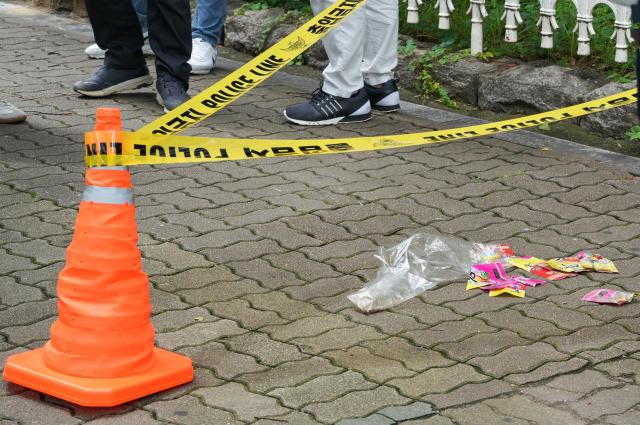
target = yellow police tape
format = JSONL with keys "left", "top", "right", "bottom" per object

{"left": 86, "top": 88, "right": 637, "bottom": 167}
{"left": 135, "top": 0, "right": 366, "bottom": 137}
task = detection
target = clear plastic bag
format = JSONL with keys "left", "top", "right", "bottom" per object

{"left": 348, "top": 233, "right": 513, "bottom": 312}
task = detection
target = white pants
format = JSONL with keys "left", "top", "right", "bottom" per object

{"left": 311, "top": 0, "right": 398, "bottom": 98}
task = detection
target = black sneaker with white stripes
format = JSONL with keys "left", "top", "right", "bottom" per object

{"left": 284, "top": 87, "right": 371, "bottom": 125}
{"left": 365, "top": 79, "right": 400, "bottom": 112}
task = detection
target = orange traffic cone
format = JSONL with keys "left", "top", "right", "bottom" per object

{"left": 2, "top": 108, "right": 193, "bottom": 406}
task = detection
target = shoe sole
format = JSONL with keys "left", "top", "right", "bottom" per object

{"left": 190, "top": 67, "right": 213, "bottom": 75}
{"left": 283, "top": 111, "right": 372, "bottom": 126}
{"left": 74, "top": 75, "right": 153, "bottom": 98}
{"left": 155, "top": 93, "right": 170, "bottom": 113}
{"left": 373, "top": 104, "right": 401, "bottom": 112}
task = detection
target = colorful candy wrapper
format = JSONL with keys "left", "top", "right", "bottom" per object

{"left": 507, "top": 257, "right": 576, "bottom": 280}
{"left": 582, "top": 289, "right": 635, "bottom": 305}
{"left": 547, "top": 256, "right": 586, "bottom": 273}
{"left": 467, "top": 263, "right": 511, "bottom": 290}
{"left": 489, "top": 282, "right": 526, "bottom": 298}
{"left": 576, "top": 252, "right": 618, "bottom": 273}
{"left": 511, "top": 275, "right": 547, "bottom": 287}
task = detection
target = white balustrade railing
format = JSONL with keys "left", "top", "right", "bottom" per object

{"left": 405, "top": 0, "right": 634, "bottom": 62}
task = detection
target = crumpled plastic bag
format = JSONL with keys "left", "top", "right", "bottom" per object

{"left": 347, "top": 233, "right": 514, "bottom": 312}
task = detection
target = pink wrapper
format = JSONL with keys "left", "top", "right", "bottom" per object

{"left": 582, "top": 289, "right": 635, "bottom": 305}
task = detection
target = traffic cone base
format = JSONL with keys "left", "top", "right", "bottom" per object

{"left": 3, "top": 347, "right": 193, "bottom": 407}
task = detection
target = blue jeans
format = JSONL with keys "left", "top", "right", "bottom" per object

{"left": 131, "top": 0, "right": 148, "bottom": 33}
{"left": 191, "top": 0, "right": 227, "bottom": 46}
{"left": 132, "top": 0, "right": 226, "bottom": 45}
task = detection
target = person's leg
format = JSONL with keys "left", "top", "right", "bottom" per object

{"left": 361, "top": 0, "right": 400, "bottom": 111}
{"left": 361, "top": 0, "right": 398, "bottom": 87}
{"left": 311, "top": 0, "right": 366, "bottom": 98}
{"left": 192, "top": 0, "right": 226, "bottom": 47}
{"left": 189, "top": 0, "right": 227, "bottom": 74}
{"left": 148, "top": 0, "right": 191, "bottom": 87}
{"left": 148, "top": 0, "right": 192, "bottom": 110}
{"left": 84, "top": 0, "right": 145, "bottom": 71}
{"left": 75, "top": 0, "right": 152, "bottom": 97}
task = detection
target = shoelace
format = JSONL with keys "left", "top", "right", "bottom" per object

{"left": 309, "top": 88, "right": 334, "bottom": 108}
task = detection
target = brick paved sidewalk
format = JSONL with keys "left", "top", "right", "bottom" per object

{"left": 1, "top": 3, "right": 639, "bottom": 424}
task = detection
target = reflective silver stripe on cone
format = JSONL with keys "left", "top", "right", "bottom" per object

{"left": 96, "top": 166, "right": 127, "bottom": 170}
{"left": 82, "top": 186, "right": 134, "bottom": 205}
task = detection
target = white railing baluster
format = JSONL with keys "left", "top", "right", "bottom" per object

{"left": 502, "top": 0, "right": 523, "bottom": 42}
{"left": 538, "top": 0, "right": 559, "bottom": 49}
{"left": 407, "top": 0, "right": 424, "bottom": 24}
{"left": 467, "top": 0, "right": 488, "bottom": 55}
{"left": 435, "top": 0, "right": 455, "bottom": 29}
{"left": 612, "top": 2, "right": 634, "bottom": 63}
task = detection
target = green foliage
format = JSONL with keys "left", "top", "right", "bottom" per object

{"left": 236, "top": 0, "right": 311, "bottom": 16}
{"left": 626, "top": 125, "right": 640, "bottom": 141}
{"left": 400, "top": 0, "right": 637, "bottom": 72}
{"left": 413, "top": 42, "right": 469, "bottom": 108}
{"left": 608, "top": 71, "right": 634, "bottom": 83}
{"left": 234, "top": 1, "right": 270, "bottom": 15}
{"left": 398, "top": 37, "right": 418, "bottom": 56}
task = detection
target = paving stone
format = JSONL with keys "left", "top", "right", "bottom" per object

{"left": 569, "top": 385, "right": 640, "bottom": 420}
{"left": 388, "top": 364, "right": 489, "bottom": 397}
{"left": 595, "top": 358, "right": 640, "bottom": 383}
{"left": 141, "top": 242, "right": 210, "bottom": 270}
{"left": 178, "top": 278, "right": 267, "bottom": 304}
{"left": 156, "top": 320, "right": 245, "bottom": 350}
{"left": 176, "top": 228, "right": 260, "bottom": 251}
{"left": 390, "top": 299, "right": 464, "bottom": 326}
{"left": 363, "top": 337, "right": 454, "bottom": 371}
{"left": 154, "top": 266, "right": 240, "bottom": 291}
{"left": 201, "top": 239, "right": 286, "bottom": 263}
{"left": 244, "top": 291, "right": 322, "bottom": 321}
{"left": 222, "top": 332, "right": 308, "bottom": 366}
{"left": 265, "top": 251, "right": 341, "bottom": 282}
{"left": 404, "top": 318, "right": 497, "bottom": 348}
{"left": 402, "top": 415, "right": 456, "bottom": 425}
{"left": 323, "top": 346, "right": 416, "bottom": 383}
{"left": 545, "top": 324, "right": 637, "bottom": 355}
{"left": 486, "top": 394, "right": 587, "bottom": 425}
{"left": 343, "top": 309, "right": 424, "bottom": 334}
{"left": 602, "top": 407, "right": 640, "bottom": 425}
{"left": 291, "top": 325, "right": 386, "bottom": 355}
{"left": 303, "top": 386, "right": 410, "bottom": 424}
{"left": 238, "top": 356, "right": 342, "bottom": 392}
{"left": 177, "top": 341, "right": 267, "bottom": 379}
{"left": 249, "top": 221, "right": 325, "bottom": 249}
{"left": 146, "top": 394, "right": 242, "bottom": 425}
{"left": 0, "top": 276, "right": 44, "bottom": 306}
{"left": 469, "top": 342, "right": 569, "bottom": 378}
{"left": 194, "top": 382, "right": 289, "bottom": 422}
{"left": 444, "top": 403, "right": 531, "bottom": 425}
{"left": 522, "top": 197, "right": 596, "bottom": 220}
{"left": 424, "top": 379, "right": 514, "bottom": 409}
{"left": 437, "top": 330, "right": 529, "bottom": 361}
{"left": 82, "top": 410, "right": 163, "bottom": 425}
{"left": 335, "top": 414, "right": 395, "bottom": 425}
{"left": 228, "top": 257, "right": 306, "bottom": 290}
{"left": 263, "top": 314, "right": 355, "bottom": 341}
{"left": 282, "top": 214, "right": 355, "bottom": 242}
{"left": 252, "top": 411, "right": 323, "bottom": 425}
{"left": 0, "top": 391, "right": 81, "bottom": 425}
{"left": 269, "top": 371, "right": 376, "bottom": 409}
{"left": 515, "top": 300, "right": 602, "bottom": 331}
{"left": 206, "top": 299, "right": 289, "bottom": 329}
{"left": 0, "top": 298, "right": 57, "bottom": 328}
{"left": 505, "top": 357, "right": 588, "bottom": 385}
{"left": 378, "top": 401, "right": 434, "bottom": 421}
{"left": 285, "top": 275, "right": 363, "bottom": 301}
{"left": 476, "top": 309, "right": 567, "bottom": 340}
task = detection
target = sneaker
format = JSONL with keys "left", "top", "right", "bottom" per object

{"left": 155, "top": 74, "right": 190, "bottom": 112}
{"left": 73, "top": 65, "right": 153, "bottom": 97}
{"left": 283, "top": 87, "right": 371, "bottom": 125}
{"left": 188, "top": 38, "right": 216, "bottom": 74}
{"left": 365, "top": 79, "right": 400, "bottom": 112}
{"left": 0, "top": 100, "right": 27, "bottom": 124}
{"left": 85, "top": 33, "right": 153, "bottom": 59}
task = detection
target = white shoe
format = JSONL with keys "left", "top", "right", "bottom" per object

{"left": 84, "top": 37, "right": 153, "bottom": 59}
{"left": 188, "top": 38, "right": 216, "bottom": 74}
{"left": 85, "top": 43, "right": 106, "bottom": 59}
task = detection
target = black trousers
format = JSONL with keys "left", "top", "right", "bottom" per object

{"left": 85, "top": 0, "right": 191, "bottom": 88}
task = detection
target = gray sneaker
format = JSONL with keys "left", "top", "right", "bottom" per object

{"left": 0, "top": 100, "right": 27, "bottom": 124}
